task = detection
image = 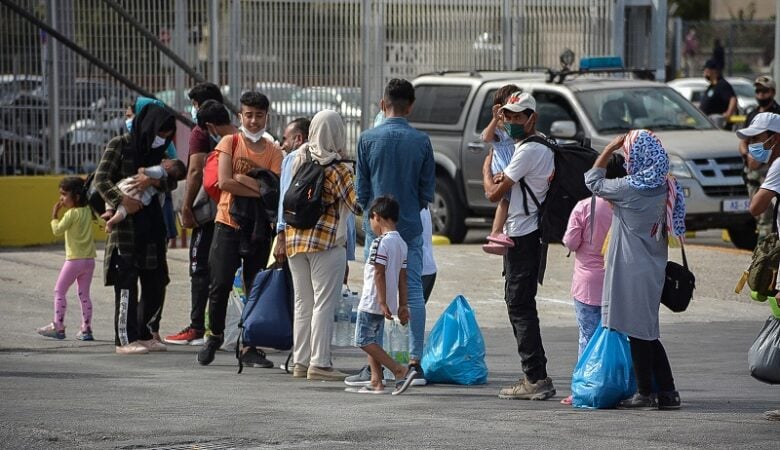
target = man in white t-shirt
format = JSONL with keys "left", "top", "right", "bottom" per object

{"left": 745, "top": 113, "right": 780, "bottom": 233}
{"left": 741, "top": 112, "right": 780, "bottom": 422}
{"left": 482, "top": 92, "right": 556, "bottom": 401}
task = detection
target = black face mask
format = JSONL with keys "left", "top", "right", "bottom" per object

{"left": 758, "top": 96, "right": 774, "bottom": 107}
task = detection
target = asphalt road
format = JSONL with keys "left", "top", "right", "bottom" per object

{"left": 0, "top": 240, "right": 778, "bottom": 449}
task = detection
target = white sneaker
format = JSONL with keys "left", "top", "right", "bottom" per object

{"left": 115, "top": 342, "right": 149, "bottom": 355}
{"left": 138, "top": 339, "right": 167, "bottom": 352}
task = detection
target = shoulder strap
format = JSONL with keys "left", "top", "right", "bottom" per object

{"left": 588, "top": 195, "right": 597, "bottom": 244}
{"left": 773, "top": 196, "right": 779, "bottom": 233}
{"left": 231, "top": 133, "right": 240, "bottom": 152}
{"left": 518, "top": 178, "right": 542, "bottom": 216}
{"left": 679, "top": 239, "right": 689, "bottom": 270}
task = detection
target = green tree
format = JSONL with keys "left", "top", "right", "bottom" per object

{"left": 670, "top": 0, "right": 710, "bottom": 20}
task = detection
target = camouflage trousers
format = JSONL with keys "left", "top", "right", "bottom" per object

{"left": 747, "top": 167, "right": 772, "bottom": 239}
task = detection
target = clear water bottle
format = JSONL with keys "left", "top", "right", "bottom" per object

{"left": 335, "top": 295, "right": 351, "bottom": 346}
{"left": 385, "top": 318, "right": 410, "bottom": 364}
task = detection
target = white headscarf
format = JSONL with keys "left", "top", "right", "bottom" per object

{"left": 292, "top": 110, "right": 345, "bottom": 174}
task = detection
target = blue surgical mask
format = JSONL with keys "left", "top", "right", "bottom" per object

{"left": 209, "top": 132, "right": 221, "bottom": 143}
{"left": 748, "top": 138, "right": 773, "bottom": 164}
{"left": 190, "top": 106, "right": 198, "bottom": 121}
{"left": 504, "top": 122, "right": 527, "bottom": 140}
{"left": 125, "top": 118, "right": 133, "bottom": 132}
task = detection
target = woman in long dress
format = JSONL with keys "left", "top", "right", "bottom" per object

{"left": 585, "top": 129, "right": 687, "bottom": 410}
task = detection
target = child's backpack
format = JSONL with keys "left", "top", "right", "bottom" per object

{"left": 282, "top": 148, "right": 331, "bottom": 229}
{"left": 747, "top": 201, "right": 780, "bottom": 296}
{"left": 517, "top": 135, "right": 599, "bottom": 244}
{"left": 203, "top": 133, "right": 239, "bottom": 202}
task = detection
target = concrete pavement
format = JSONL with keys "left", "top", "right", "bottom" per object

{"left": 0, "top": 242, "right": 778, "bottom": 449}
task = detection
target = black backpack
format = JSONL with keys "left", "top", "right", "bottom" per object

{"left": 84, "top": 171, "right": 107, "bottom": 216}
{"left": 517, "top": 135, "right": 599, "bottom": 244}
{"left": 282, "top": 149, "right": 328, "bottom": 229}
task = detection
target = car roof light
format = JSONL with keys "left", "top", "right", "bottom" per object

{"left": 579, "top": 56, "right": 624, "bottom": 71}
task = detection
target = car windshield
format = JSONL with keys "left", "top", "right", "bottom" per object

{"left": 731, "top": 83, "right": 754, "bottom": 98}
{"left": 576, "top": 86, "right": 714, "bottom": 134}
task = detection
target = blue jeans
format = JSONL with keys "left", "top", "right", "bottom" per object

{"left": 365, "top": 230, "right": 425, "bottom": 361}
{"left": 574, "top": 299, "right": 601, "bottom": 358}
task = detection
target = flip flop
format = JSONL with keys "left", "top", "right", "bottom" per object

{"left": 482, "top": 242, "right": 508, "bottom": 255}
{"left": 356, "top": 386, "right": 390, "bottom": 395}
{"left": 392, "top": 368, "right": 418, "bottom": 395}
{"left": 486, "top": 233, "right": 514, "bottom": 247}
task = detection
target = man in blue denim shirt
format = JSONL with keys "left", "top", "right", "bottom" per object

{"left": 354, "top": 79, "right": 435, "bottom": 386}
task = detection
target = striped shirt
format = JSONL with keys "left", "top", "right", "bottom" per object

{"left": 285, "top": 162, "right": 360, "bottom": 257}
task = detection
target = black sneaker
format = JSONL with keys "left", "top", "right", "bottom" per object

{"left": 657, "top": 391, "right": 681, "bottom": 410}
{"left": 617, "top": 393, "right": 658, "bottom": 410}
{"left": 409, "top": 363, "right": 427, "bottom": 386}
{"left": 240, "top": 347, "right": 274, "bottom": 368}
{"left": 197, "top": 335, "right": 223, "bottom": 366}
{"left": 344, "top": 365, "right": 373, "bottom": 387}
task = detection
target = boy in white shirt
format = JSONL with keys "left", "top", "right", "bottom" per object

{"left": 351, "top": 196, "right": 418, "bottom": 395}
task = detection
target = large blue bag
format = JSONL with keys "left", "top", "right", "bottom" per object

{"left": 571, "top": 325, "right": 637, "bottom": 409}
{"left": 421, "top": 295, "right": 488, "bottom": 385}
{"left": 239, "top": 266, "right": 293, "bottom": 364}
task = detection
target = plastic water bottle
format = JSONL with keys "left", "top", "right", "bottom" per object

{"left": 385, "top": 318, "right": 410, "bottom": 364}
{"left": 233, "top": 267, "right": 246, "bottom": 303}
{"left": 335, "top": 295, "right": 351, "bottom": 346}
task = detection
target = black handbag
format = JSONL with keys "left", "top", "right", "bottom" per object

{"left": 661, "top": 241, "right": 695, "bottom": 312}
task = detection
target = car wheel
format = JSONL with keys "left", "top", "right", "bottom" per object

{"left": 727, "top": 221, "right": 758, "bottom": 251}
{"left": 430, "top": 176, "right": 467, "bottom": 243}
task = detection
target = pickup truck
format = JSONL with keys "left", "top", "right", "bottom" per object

{"left": 408, "top": 71, "right": 755, "bottom": 249}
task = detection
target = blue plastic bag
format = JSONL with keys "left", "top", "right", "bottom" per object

{"left": 421, "top": 295, "right": 488, "bottom": 385}
{"left": 571, "top": 325, "right": 637, "bottom": 409}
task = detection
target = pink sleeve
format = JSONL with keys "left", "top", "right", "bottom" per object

{"left": 562, "top": 200, "right": 586, "bottom": 252}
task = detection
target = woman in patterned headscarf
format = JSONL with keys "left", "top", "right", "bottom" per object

{"left": 585, "top": 129, "right": 686, "bottom": 410}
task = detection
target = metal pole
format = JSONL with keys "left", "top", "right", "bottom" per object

{"left": 46, "top": 0, "right": 60, "bottom": 174}
{"left": 775, "top": 0, "right": 780, "bottom": 85}
{"left": 501, "top": 0, "right": 512, "bottom": 70}
{"left": 654, "top": 0, "right": 667, "bottom": 81}
{"left": 228, "top": 0, "right": 241, "bottom": 107}
{"left": 174, "top": 0, "right": 186, "bottom": 112}
{"left": 360, "top": 0, "right": 372, "bottom": 131}
{"left": 613, "top": 0, "right": 625, "bottom": 62}
{"left": 209, "top": 0, "right": 220, "bottom": 86}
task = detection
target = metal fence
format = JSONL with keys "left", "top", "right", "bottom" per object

{"left": 1, "top": 0, "right": 621, "bottom": 175}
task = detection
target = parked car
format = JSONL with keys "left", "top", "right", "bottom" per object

{"left": 668, "top": 77, "right": 758, "bottom": 115}
{"left": 273, "top": 86, "right": 361, "bottom": 118}
{"left": 409, "top": 69, "right": 755, "bottom": 249}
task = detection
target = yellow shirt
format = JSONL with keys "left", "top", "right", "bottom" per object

{"left": 51, "top": 207, "right": 97, "bottom": 260}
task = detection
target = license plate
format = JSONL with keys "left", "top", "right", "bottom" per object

{"left": 722, "top": 198, "right": 750, "bottom": 212}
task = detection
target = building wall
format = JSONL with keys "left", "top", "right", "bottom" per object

{"left": 0, "top": 176, "right": 106, "bottom": 247}
{"left": 711, "top": 0, "right": 775, "bottom": 19}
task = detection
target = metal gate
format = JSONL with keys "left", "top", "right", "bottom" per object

{"left": 1, "top": 0, "right": 622, "bottom": 175}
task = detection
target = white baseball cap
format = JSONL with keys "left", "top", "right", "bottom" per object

{"left": 500, "top": 92, "right": 536, "bottom": 113}
{"left": 736, "top": 112, "right": 780, "bottom": 139}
